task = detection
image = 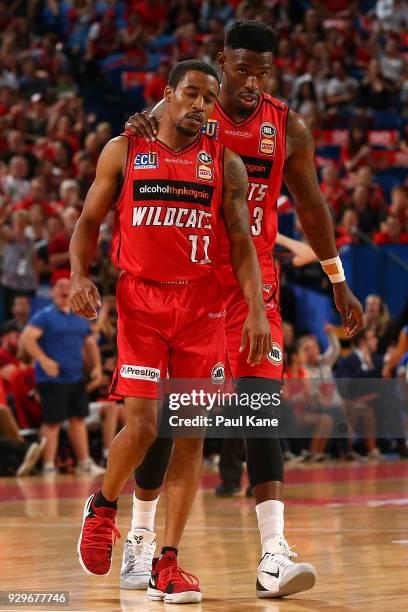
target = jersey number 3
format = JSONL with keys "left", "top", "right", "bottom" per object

{"left": 251, "top": 207, "right": 264, "bottom": 236}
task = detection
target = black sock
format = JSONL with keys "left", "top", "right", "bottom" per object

{"left": 94, "top": 490, "right": 118, "bottom": 509}
{"left": 161, "top": 546, "right": 178, "bottom": 556}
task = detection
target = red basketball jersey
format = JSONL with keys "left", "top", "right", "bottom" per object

{"left": 111, "top": 133, "right": 225, "bottom": 282}
{"left": 205, "top": 92, "right": 289, "bottom": 287}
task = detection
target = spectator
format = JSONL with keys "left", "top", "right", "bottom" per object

{"left": 48, "top": 206, "right": 80, "bottom": 281}
{"left": 341, "top": 125, "right": 372, "bottom": 173}
{"left": 325, "top": 60, "right": 358, "bottom": 111}
{"left": 283, "top": 345, "right": 334, "bottom": 462}
{"left": 14, "top": 177, "right": 56, "bottom": 216}
{"left": 282, "top": 320, "right": 295, "bottom": 351}
{"left": 0, "top": 321, "right": 21, "bottom": 397}
{"left": 73, "top": 151, "right": 95, "bottom": 199}
{"left": 35, "top": 214, "right": 64, "bottom": 285}
{"left": 0, "top": 391, "right": 46, "bottom": 476}
{"left": 353, "top": 166, "right": 385, "bottom": 211}
{"left": 52, "top": 179, "right": 82, "bottom": 212}
{"left": 143, "top": 60, "right": 171, "bottom": 109}
{"left": 21, "top": 276, "right": 105, "bottom": 475}
{"left": 382, "top": 324, "right": 408, "bottom": 378}
{"left": 291, "top": 80, "right": 320, "bottom": 128}
{"left": 373, "top": 214, "right": 408, "bottom": 245}
{"left": 1, "top": 155, "right": 30, "bottom": 203}
{"left": 388, "top": 186, "right": 408, "bottom": 222}
{"left": 298, "top": 325, "right": 348, "bottom": 459}
{"left": 7, "top": 294, "right": 31, "bottom": 329}
{"left": 0, "top": 209, "right": 37, "bottom": 319}
{"left": 338, "top": 329, "right": 408, "bottom": 459}
{"left": 359, "top": 59, "right": 396, "bottom": 110}
{"left": 336, "top": 208, "right": 359, "bottom": 248}
{"left": 380, "top": 37, "right": 406, "bottom": 84}
{"left": 95, "top": 122, "right": 112, "bottom": 148}
{"left": 350, "top": 185, "right": 379, "bottom": 236}
{"left": 336, "top": 329, "right": 384, "bottom": 460}
{"left": 363, "top": 294, "right": 390, "bottom": 339}
{"left": 320, "top": 162, "right": 349, "bottom": 217}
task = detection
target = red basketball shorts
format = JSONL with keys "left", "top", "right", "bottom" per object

{"left": 110, "top": 272, "right": 227, "bottom": 399}
{"left": 221, "top": 280, "right": 283, "bottom": 381}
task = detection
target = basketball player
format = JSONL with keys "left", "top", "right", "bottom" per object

{"left": 71, "top": 59, "right": 272, "bottom": 603}
{"left": 121, "top": 20, "right": 364, "bottom": 600}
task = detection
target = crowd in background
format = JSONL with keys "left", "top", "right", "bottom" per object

{"left": 0, "top": 0, "right": 408, "bottom": 477}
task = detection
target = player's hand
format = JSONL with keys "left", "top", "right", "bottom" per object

{"left": 239, "top": 303, "right": 272, "bottom": 366}
{"left": 332, "top": 282, "right": 363, "bottom": 337}
{"left": 70, "top": 273, "right": 101, "bottom": 320}
{"left": 125, "top": 111, "right": 158, "bottom": 141}
{"left": 40, "top": 356, "right": 60, "bottom": 377}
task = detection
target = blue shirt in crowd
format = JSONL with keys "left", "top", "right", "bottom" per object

{"left": 29, "top": 304, "right": 92, "bottom": 383}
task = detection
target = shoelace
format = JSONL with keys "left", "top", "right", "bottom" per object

{"left": 159, "top": 565, "right": 200, "bottom": 588}
{"left": 81, "top": 515, "right": 121, "bottom": 550}
{"left": 264, "top": 541, "right": 298, "bottom": 566}
{"left": 126, "top": 542, "right": 154, "bottom": 574}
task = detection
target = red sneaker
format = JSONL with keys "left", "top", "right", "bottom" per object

{"left": 147, "top": 550, "right": 202, "bottom": 604}
{"left": 77, "top": 493, "right": 121, "bottom": 576}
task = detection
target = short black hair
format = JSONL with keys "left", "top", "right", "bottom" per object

{"left": 225, "top": 20, "right": 277, "bottom": 54}
{"left": 168, "top": 60, "right": 220, "bottom": 89}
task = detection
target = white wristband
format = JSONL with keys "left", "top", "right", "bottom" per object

{"left": 320, "top": 255, "right": 345, "bottom": 283}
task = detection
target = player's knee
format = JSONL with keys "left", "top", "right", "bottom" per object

{"left": 126, "top": 415, "right": 157, "bottom": 447}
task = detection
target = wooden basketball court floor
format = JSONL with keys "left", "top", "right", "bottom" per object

{"left": 1, "top": 461, "right": 408, "bottom": 612}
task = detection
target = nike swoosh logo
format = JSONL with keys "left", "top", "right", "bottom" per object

{"left": 262, "top": 569, "right": 280, "bottom": 578}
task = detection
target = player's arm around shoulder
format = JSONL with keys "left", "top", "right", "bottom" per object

{"left": 69, "top": 136, "right": 129, "bottom": 321}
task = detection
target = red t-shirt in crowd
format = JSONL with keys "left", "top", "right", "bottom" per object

{"left": 14, "top": 197, "right": 56, "bottom": 216}
{"left": 0, "top": 348, "right": 20, "bottom": 394}
{"left": 373, "top": 231, "right": 408, "bottom": 245}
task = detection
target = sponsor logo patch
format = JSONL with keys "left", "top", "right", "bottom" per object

{"left": 263, "top": 284, "right": 272, "bottom": 294}
{"left": 134, "top": 152, "right": 159, "bottom": 170}
{"left": 259, "top": 122, "right": 276, "bottom": 156}
{"left": 196, "top": 150, "right": 214, "bottom": 181}
{"left": 240, "top": 155, "right": 273, "bottom": 179}
{"left": 120, "top": 364, "right": 160, "bottom": 382}
{"left": 267, "top": 343, "right": 283, "bottom": 365}
{"left": 134, "top": 180, "right": 214, "bottom": 207}
{"left": 203, "top": 119, "right": 219, "bottom": 140}
{"left": 211, "top": 362, "right": 225, "bottom": 384}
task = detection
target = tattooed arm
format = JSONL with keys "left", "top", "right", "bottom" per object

{"left": 284, "top": 110, "right": 363, "bottom": 336}
{"left": 221, "top": 148, "right": 271, "bottom": 364}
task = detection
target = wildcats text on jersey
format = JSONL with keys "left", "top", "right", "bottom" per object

{"left": 132, "top": 206, "right": 212, "bottom": 229}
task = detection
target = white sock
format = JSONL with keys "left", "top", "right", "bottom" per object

{"left": 255, "top": 500, "right": 285, "bottom": 554}
{"left": 102, "top": 448, "right": 108, "bottom": 459}
{"left": 130, "top": 493, "right": 159, "bottom": 533}
{"left": 78, "top": 458, "right": 91, "bottom": 467}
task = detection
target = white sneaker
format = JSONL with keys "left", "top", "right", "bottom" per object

{"left": 16, "top": 438, "right": 47, "bottom": 477}
{"left": 76, "top": 459, "right": 106, "bottom": 476}
{"left": 42, "top": 461, "right": 58, "bottom": 475}
{"left": 367, "top": 448, "right": 386, "bottom": 462}
{"left": 120, "top": 529, "right": 156, "bottom": 589}
{"left": 256, "top": 536, "right": 316, "bottom": 598}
